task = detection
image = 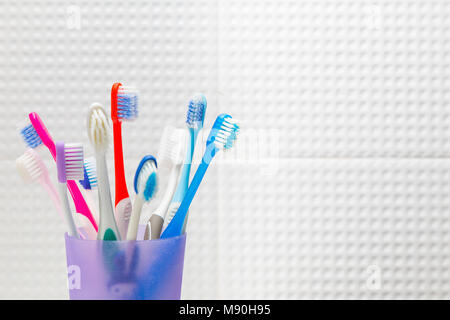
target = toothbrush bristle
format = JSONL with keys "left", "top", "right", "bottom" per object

{"left": 20, "top": 124, "right": 43, "bottom": 149}
{"left": 158, "top": 127, "right": 185, "bottom": 165}
{"left": 16, "top": 149, "right": 45, "bottom": 182}
{"left": 64, "top": 143, "right": 84, "bottom": 180}
{"left": 79, "top": 157, "right": 98, "bottom": 190}
{"left": 117, "top": 86, "right": 138, "bottom": 121}
{"left": 215, "top": 117, "right": 240, "bottom": 150}
{"left": 137, "top": 160, "right": 158, "bottom": 202}
{"left": 88, "top": 104, "right": 110, "bottom": 152}
{"left": 186, "top": 93, "right": 207, "bottom": 128}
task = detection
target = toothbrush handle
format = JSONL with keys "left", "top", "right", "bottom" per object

{"left": 67, "top": 181, "right": 98, "bottom": 231}
{"left": 161, "top": 158, "right": 211, "bottom": 238}
{"left": 164, "top": 128, "right": 195, "bottom": 235}
{"left": 42, "top": 176, "right": 96, "bottom": 239}
{"left": 97, "top": 154, "right": 121, "bottom": 240}
{"left": 29, "top": 112, "right": 98, "bottom": 231}
{"left": 112, "top": 121, "right": 132, "bottom": 239}
{"left": 148, "top": 166, "right": 180, "bottom": 239}
{"left": 82, "top": 190, "right": 99, "bottom": 224}
{"left": 58, "top": 183, "right": 79, "bottom": 238}
{"left": 171, "top": 128, "right": 195, "bottom": 203}
{"left": 127, "top": 196, "right": 143, "bottom": 240}
{"left": 41, "top": 175, "right": 62, "bottom": 217}
{"left": 112, "top": 121, "right": 130, "bottom": 205}
{"left": 154, "top": 166, "right": 180, "bottom": 219}
{"left": 74, "top": 215, "right": 98, "bottom": 240}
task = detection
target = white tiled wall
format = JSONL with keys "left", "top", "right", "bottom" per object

{"left": 0, "top": 0, "right": 449, "bottom": 299}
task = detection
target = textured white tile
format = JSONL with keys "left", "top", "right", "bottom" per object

{"left": 217, "top": 159, "right": 450, "bottom": 299}
{"left": 218, "top": 0, "right": 450, "bottom": 158}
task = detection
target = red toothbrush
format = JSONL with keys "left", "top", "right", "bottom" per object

{"left": 111, "top": 83, "right": 139, "bottom": 238}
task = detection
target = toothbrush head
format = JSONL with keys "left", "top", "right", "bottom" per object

{"left": 111, "top": 82, "right": 138, "bottom": 122}
{"left": 79, "top": 157, "right": 98, "bottom": 190}
{"left": 87, "top": 103, "right": 110, "bottom": 153}
{"left": 28, "top": 112, "right": 54, "bottom": 148}
{"left": 157, "top": 127, "right": 186, "bottom": 166}
{"left": 186, "top": 93, "right": 207, "bottom": 129}
{"left": 16, "top": 148, "right": 47, "bottom": 183}
{"left": 56, "top": 142, "right": 84, "bottom": 183}
{"left": 20, "top": 124, "right": 43, "bottom": 149}
{"left": 208, "top": 114, "right": 240, "bottom": 151}
{"left": 133, "top": 155, "right": 158, "bottom": 202}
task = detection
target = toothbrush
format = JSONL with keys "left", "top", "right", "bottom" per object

{"left": 161, "top": 114, "right": 239, "bottom": 238}
{"left": 87, "top": 103, "right": 121, "bottom": 241}
{"left": 16, "top": 148, "right": 62, "bottom": 219}
{"left": 165, "top": 94, "right": 207, "bottom": 232}
{"left": 126, "top": 155, "right": 158, "bottom": 240}
{"left": 55, "top": 142, "right": 85, "bottom": 238}
{"left": 79, "top": 157, "right": 100, "bottom": 223}
{"left": 144, "top": 127, "right": 186, "bottom": 240}
{"left": 111, "top": 83, "right": 138, "bottom": 239}
{"left": 16, "top": 149, "right": 96, "bottom": 240}
{"left": 22, "top": 113, "right": 98, "bottom": 231}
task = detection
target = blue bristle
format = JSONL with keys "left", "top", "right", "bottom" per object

{"left": 117, "top": 93, "right": 138, "bottom": 120}
{"left": 134, "top": 155, "right": 157, "bottom": 194}
{"left": 79, "top": 166, "right": 91, "bottom": 190}
{"left": 20, "top": 124, "right": 43, "bottom": 149}
{"left": 79, "top": 159, "right": 98, "bottom": 190}
{"left": 186, "top": 94, "right": 207, "bottom": 127}
{"left": 143, "top": 172, "right": 157, "bottom": 201}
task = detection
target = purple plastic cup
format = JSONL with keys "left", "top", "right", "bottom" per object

{"left": 64, "top": 233, "right": 186, "bottom": 300}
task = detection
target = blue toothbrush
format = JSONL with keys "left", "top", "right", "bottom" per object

{"left": 164, "top": 94, "right": 207, "bottom": 232}
{"left": 161, "top": 114, "right": 240, "bottom": 238}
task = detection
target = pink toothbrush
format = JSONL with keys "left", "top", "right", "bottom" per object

{"left": 28, "top": 112, "right": 98, "bottom": 231}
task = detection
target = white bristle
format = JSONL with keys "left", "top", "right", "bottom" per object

{"left": 137, "top": 161, "right": 155, "bottom": 191}
{"left": 64, "top": 143, "right": 84, "bottom": 180}
{"left": 158, "top": 127, "right": 186, "bottom": 165}
{"left": 118, "top": 86, "right": 138, "bottom": 94}
{"left": 214, "top": 118, "right": 240, "bottom": 150}
{"left": 87, "top": 103, "right": 110, "bottom": 152}
{"left": 16, "top": 149, "right": 45, "bottom": 183}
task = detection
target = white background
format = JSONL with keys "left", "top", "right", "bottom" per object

{"left": 0, "top": 0, "right": 449, "bottom": 299}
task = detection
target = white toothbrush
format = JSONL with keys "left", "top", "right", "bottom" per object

{"left": 17, "top": 148, "right": 96, "bottom": 240}
{"left": 55, "top": 142, "right": 85, "bottom": 238}
{"left": 144, "top": 127, "right": 186, "bottom": 240}
{"left": 126, "top": 156, "right": 158, "bottom": 240}
{"left": 16, "top": 148, "right": 62, "bottom": 218}
{"left": 87, "top": 103, "right": 121, "bottom": 241}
